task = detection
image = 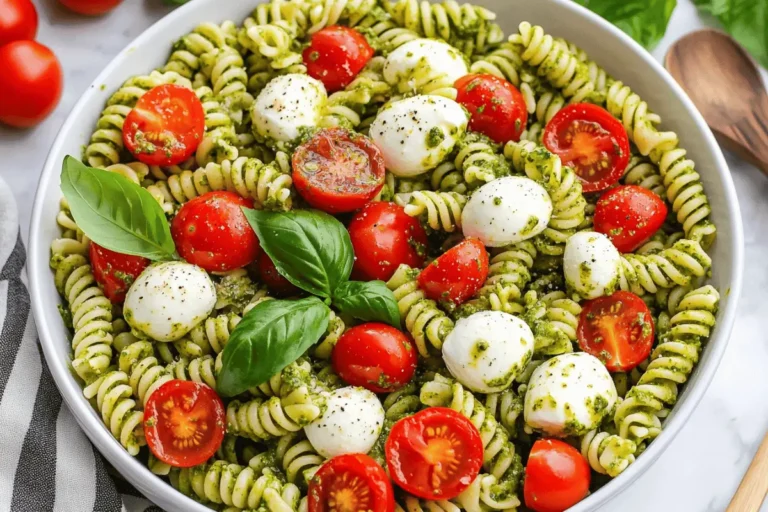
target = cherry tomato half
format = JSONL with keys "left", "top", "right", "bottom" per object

{"left": 303, "top": 26, "right": 374, "bottom": 93}
{"left": 543, "top": 103, "right": 630, "bottom": 193}
{"left": 171, "top": 191, "right": 261, "bottom": 272}
{"left": 256, "top": 251, "right": 300, "bottom": 297}
{"left": 386, "top": 407, "right": 483, "bottom": 500}
{"left": 292, "top": 128, "right": 385, "bottom": 213}
{"left": 308, "top": 453, "right": 395, "bottom": 512}
{"left": 89, "top": 243, "right": 150, "bottom": 304}
{"left": 455, "top": 73, "right": 528, "bottom": 144}
{"left": 143, "top": 380, "right": 226, "bottom": 468}
{"left": 578, "top": 290, "right": 654, "bottom": 372}
{"left": 122, "top": 84, "right": 205, "bottom": 166}
{"left": 0, "top": 40, "right": 62, "bottom": 128}
{"left": 0, "top": 0, "right": 37, "bottom": 47}
{"left": 58, "top": 0, "right": 124, "bottom": 16}
{"left": 524, "top": 438, "right": 591, "bottom": 512}
{"left": 348, "top": 202, "right": 428, "bottom": 282}
{"left": 593, "top": 185, "right": 668, "bottom": 253}
{"left": 418, "top": 237, "right": 489, "bottom": 307}
{"left": 332, "top": 323, "right": 417, "bottom": 393}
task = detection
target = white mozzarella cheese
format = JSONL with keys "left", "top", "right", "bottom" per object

{"left": 442, "top": 310, "right": 534, "bottom": 393}
{"left": 370, "top": 95, "right": 468, "bottom": 177}
{"left": 461, "top": 176, "right": 552, "bottom": 247}
{"left": 251, "top": 73, "right": 327, "bottom": 143}
{"left": 384, "top": 39, "right": 469, "bottom": 92}
{"left": 304, "top": 386, "right": 384, "bottom": 458}
{"left": 564, "top": 231, "right": 622, "bottom": 299}
{"left": 123, "top": 261, "right": 216, "bottom": 342}
{"left": 524, "top": 353, "right": 617, "bottom": 437}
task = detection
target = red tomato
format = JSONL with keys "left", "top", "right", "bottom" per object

{"left": 524, "top": 439, "right": 591, "bottom": 512}
{"left": 171, "top": 191, "right": 261, "bottom": 272}
{"left": 144, "top": 380, "right": 225, "bottom": 468}
{"left": 0, "top": 0, "right": 37, "bottom": 46}
{"left": 122, "top": 84, "right": 204, "bottom": 166}
{"left": 256, "top": 251, "right": 299, "bottom": 297}
{"left": 578, "top": 290, "right": 654, "bottom": 372}
{"left": 89, "top": 243, "right": 150, "bottom": 304}
{"left": 332, "top": 323, "right": 417, "bottom": 392}
{"left": 292, "top": 128, "right": 385, "bottom": 213}
{"left": 58, "top": 0, "right": 123, "bottom": 15}
{"left": 303, "top": 26, "right": 374, "bottom": 93}
{"left": 0, "top": 40, "right": 62, "bottom": 128}
{"left": 593, "top": 185, "right": 668, "bottom": 253}
{"left": 348, "top": 202, "right": 428, "bottom": 282}
{"left": 455, "top": 73, "right": 528, "bottom": 144}
{"left": 308, "top": 453, "right": 394, "bottom": 512}
{"left": 418, "top": 238, "right": 488, "bottom": 306}
{"left": 543, "top": 103, "right": 630, "bottom": 193}
{"left": 386, "top": 407, "right": 483, "bottom": 500}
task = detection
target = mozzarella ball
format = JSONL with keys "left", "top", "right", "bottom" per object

{"left": 462, "top": 176, "right": 552, "bottom": 247}
{"left": 524, "top": 353, "right": 617, "bottom": 437}
{"left": 443, "top": 311, "right": 534, "bottom": 393}
{"left": 384, "top": 39, "right": 469, "bottom": 91}
{"left": 370, "top": 95, "right": 468, "bottom": 177}
{"left": 251, "top": 73, "right": 327, "bottom": 144}
{"left": 564, "top": 231, "right": 622, "bottom": 299}
{"left": 304, "top": 386, "right": 384, "bottom": 458}
{"left": 124, "top": 261, "right": 216, "bottom": 342}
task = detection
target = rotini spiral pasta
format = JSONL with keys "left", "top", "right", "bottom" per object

{"left": 622, "top": 155, "right": 666, "bottom": 196}
{"left": 454, "top": 132, "right": 510, "bottom": 186}
{"left": 473, "top": 240, "right": 537, "bottom": 315}
{"left": 484, "top": 388, "right": 523, "bottom": 437}
{"left": 619, "top": 239, "right": 712, "bottom": 295}
{"left": 164, "top": 22, "right": 233, "bottom": 79}
{"left": 523, "top": 290, "right": 579, "bottom": 356}
{"left": 580, "top": 430, "right": 637, "bottom": 477}
{"left": 196, "top": 86, "right": 240, "bottom": 166}
{"left": 82, "top": 371, "right": 145, "bottom": 456}
{"left": 268, "top": 432, "right": 325, "bottom": 488}
{"left": 312, "top": 311, "right": 346, "bottom": 360}
{"left": 118, "top": 340, "right": 174, "bottom": 405}
{"left": 396, "top": 190, "right": 466, "bottom": 232}
{"left": 320, "top": 57, "right": 391, "bottom": 129}
{"left": 167, "top": 355, "right": 218, "bottom": 389}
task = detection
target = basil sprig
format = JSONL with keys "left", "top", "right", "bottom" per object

{"left": 60, "top": 156, "right": 176, "bottom": 260}
{"left": 332, "top": 280, "right": 400, "bottom": 328}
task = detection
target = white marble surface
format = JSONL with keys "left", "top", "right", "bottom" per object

{"left": 1, "top": 1, "right": 767, "bottom": 511}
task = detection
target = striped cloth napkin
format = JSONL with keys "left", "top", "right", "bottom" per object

{"left": 0, "top": 174, "right": 160, "bottom": 512}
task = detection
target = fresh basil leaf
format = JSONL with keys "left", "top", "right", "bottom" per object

{"left": 693, "top": 0, "right": 768, "bottom": 68}
{"left": 574, "top": 0, "right": 677, "bottom": 50}
{"left": 242, "top": 208, "right": 353, "bottom": 298}
{"left": 332, "top": 280, "right": 401, "bottom": 327}
{"left": 217, "top": 297, "right": 330, "bottom": 396}
{"left": 60, "top": 156, "right": 176, "bottom": 260}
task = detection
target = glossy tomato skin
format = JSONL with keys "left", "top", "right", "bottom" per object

{"left": 386, "top": 407, "right": 483, "bottom": 500}
{"left": 348, "top": 202, "right": 428, "bottom": 282}
{"left": 308, "top": 453, "right": 395, "bottom": 512}
{"left": 256, "top": 251, "right": 300, "bottom": 297}
{"left": 0, "top": 0, "right": 37, "bottom": 46}
{"left": 171, "top": 191, "right": 261, "bottom": 272}
{"left": 89, "top": 243, "right": 150, "bottom": 304}
{"left": 524, "top": 439, "right": 591, "bottom": 512}
{"left": 0, "top": 40, "right": 62, "bottom": 128}
{"left": 543, "top": 103, "right": 630, "bottom": 193}
{"left": 292, "top": 128, "right": 386, "bottom": 213}
{"left": 58, "top": 0, "right": 123, "bottom": 15}
{"left": 143, "top": 380, "right": 226, "bottom": 468}
{"left": 122, "top": 84, "right": 205, "bottom": 166}
{"left": 455, "top": 74, "right": 528, "bottom": 144}
{"left": 332, "top": 323, "right": 417, "bottom": 392}
{"left": 593, "top": 185, "right": 668, "bottom": 252}
{"left": 577, "top": 290, "right": 654, "bottom": 372}
{"left": 303, "top": 26, "right": 374, "bottom": 93}
{"left": 418, "top": 237, "right": 489, "bottom": 306}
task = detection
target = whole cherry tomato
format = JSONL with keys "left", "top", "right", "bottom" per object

{"left": 58, "top": 0, "right": 124, "bottom": 16}
{"left": 455, "top": 73, "right": 528, "bottom": 144}
{"left": 308, "top": 453, "right": 395, "bottom": 512}
{"left": 524, "top": 438, "right": 591, "bottom": 512}
{"left": 89, "top": 242, "right": 150, "bottom": 304}
{"left": 418, "top": 237, "right": 489, "bottom": 306}
{"left": 593, "top": 184, "right": 668, "bottom": 252}
{"left": 0, "top": 0, "right": 37, "bottom": 46}
{"left": 303, "top": 26, "right": 374, "bottom": 93}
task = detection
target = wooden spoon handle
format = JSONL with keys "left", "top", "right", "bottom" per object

{"left": 716, "top": 95, "right": 768, "bottom": 177}
{"left": 726, "top": 431, "right": 768, "bottom": 512}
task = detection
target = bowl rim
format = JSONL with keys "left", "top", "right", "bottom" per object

{"left": 27, "top": 0, "right": 745, "bottom": 510}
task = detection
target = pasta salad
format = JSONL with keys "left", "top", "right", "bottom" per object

{"left": 50, "top": 1, "right": 720, "bottom": 511}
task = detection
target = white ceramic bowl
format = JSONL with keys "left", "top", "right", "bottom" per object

{"left": 29, "top": 0, "right": 744, "bottom": 510}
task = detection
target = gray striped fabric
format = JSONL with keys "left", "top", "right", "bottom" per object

{"left": 0, "top": 175, "right": 160, "bottom": 512}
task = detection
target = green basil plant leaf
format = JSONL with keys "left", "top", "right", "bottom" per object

{"left": 332, "top": 280, "right": 401, "bottom": 328}
{"left": 242, "top": 208, "right": 353, "bottom": 298}
{"left": 693, "top": 0, "right": 768, "bottom": 68}
{"left": 217, "top": 297, "right": 330, "bottom": 396}
{"left": 60, "top": 156, "right": 176, "bottom": 260}
{"left": 574, "top": 0, "right": 677, "bottom": 50}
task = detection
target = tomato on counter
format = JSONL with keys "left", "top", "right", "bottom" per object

{"left": 58, "top": 0, "right": 124, "bottom": 16}
{"left": 0, "top": 0, "right": 37, "bottom": 46}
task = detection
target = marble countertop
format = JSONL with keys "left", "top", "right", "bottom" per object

{"left": 1, "top": 1, "right": 767, "bottom": 510}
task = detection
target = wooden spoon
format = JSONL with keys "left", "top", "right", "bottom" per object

{"left": 725, "top": 431, "right": 768, "bottom": 512}
{"left": 665, "top": 29, "right": 768, "bottom": 176}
